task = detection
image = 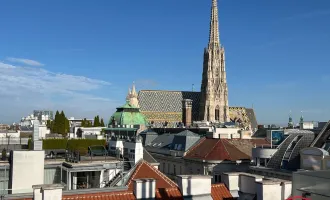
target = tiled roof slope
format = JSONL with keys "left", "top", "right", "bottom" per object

{"left": 226, "top": 139, "right": 270, "bottom": 157}
{"left": 143, "top": 148, "right": 158, "bottom": 163}
{"left": 62, "top": 190, "right": 136, "bottom": 200}
{"left": 184, "top": 138, "right": 251, "bottom": 161}
{"left": 126, "top": 160, "right": 178, "bottom": 190}
{"left": 245, "top": 108, "right": 258, "bottom": 130}
{"left": 211, "top": 184, "right": 233, "bottom": 200}
{"left": 138, "top": 90, "right": 201, "bottom": 120}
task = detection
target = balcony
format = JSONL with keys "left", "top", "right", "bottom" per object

{"left": 252, "top": 147, "right": 278, "bottom": 159}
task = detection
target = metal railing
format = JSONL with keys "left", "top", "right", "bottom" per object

{"left": 0, "top": 138, "right": 29, "bottom": 145}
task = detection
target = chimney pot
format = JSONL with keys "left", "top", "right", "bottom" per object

{"left": 133, "top": 178, "right": 156, "bottom": 199}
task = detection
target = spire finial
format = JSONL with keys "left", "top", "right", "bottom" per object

{"left": 208, "top": 0, "right": 220, "bottom": 47}
{"left": 132, "top": 81, "right": 137, "bottom": 96}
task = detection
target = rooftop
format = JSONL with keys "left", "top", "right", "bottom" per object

{"left": 184, "top": 138, "right": 252, "bottom": 161}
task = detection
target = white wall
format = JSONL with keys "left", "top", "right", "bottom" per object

{"left": 39, "top": 125, "right": 50, "bottom": 139}
{"left": 211, "top": 128, "right": 240, "bottom": 139}
{"left": 10, "top": 151, "right": 45, "bottom": 194}
{"left": 222, "top": 173, "right": 239, "bottom": 191}
{"left": 177, "top": 175, "right": 212, "bottom": 197}
{"left": 239, "top": 174, "right": 263, "bottom": 194}
{"left": 256, "top": 182, "right": 282, "bottom": 200}
{"left": 73, "top": 127, "right": 105, "bottom": 139}
{"left": 124, "top": 141, "right": 143, "bottom": 164}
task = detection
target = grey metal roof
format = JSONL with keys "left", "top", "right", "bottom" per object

{"left": 139, "top": 130, "right": 159, "bottom": 146}
{"left": 171, "top": 130, "right": 201, "bottom": 151}
{"left": 143, "top": 148, "right": 158, "bottom": 163}
{"left": 146, "top": 133, "right": 175, "bottom": 149}
{"left": 176, "top": 130, "right": 199, "bottom": 137}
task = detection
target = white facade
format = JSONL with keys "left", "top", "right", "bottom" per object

{"left": 10, "top": 151, "right": 45, "bottom": 194}
{"left": 207, "top": 127, "right": 241, "bottom": 139}
{"left": 72, "top": 127, "right": 105, "bottom": 139}
{"left": 222, "top": 172, "right": 292, "bottom": 200}
{"left": 124, "top": 139, "right": 143, "bottom": 164}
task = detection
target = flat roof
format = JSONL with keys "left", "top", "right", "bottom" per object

{"left": 104, "top": 128, "right": 138, "bottom": 131}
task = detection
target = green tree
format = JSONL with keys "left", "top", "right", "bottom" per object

{"left": 81, "top": 118, "right": 86, "bottom": 127}
{"left": 94, "top": 115, "right": 101, "bottom": 127}
{"left": 100, "top": 118, "right": 105, "bottom": 127}
{"left": 52, "top": 110, "right": 60, "bottom": 133}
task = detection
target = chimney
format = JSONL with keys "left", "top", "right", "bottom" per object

{"left": 33, "top": 184, "right": 64, "bottom": 200}
{"left": 177, "top": 175, "right": 212, "bottom": 197}
{"left": 133, "top": 178, "right": 156, "bottom": 199}
{"left": 182, "top": 99, "right": 193, "bottom": 127}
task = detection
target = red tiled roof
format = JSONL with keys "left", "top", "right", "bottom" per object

{"left": 156, "top": 188, "right": 184, "bottom": 200}
{"left": 15, "top": 161, "right": 233, "bottom": 200}
{"left": 211, "top": 184, "right": 233, "bottom": 200}
{"left": 184, "top": 138, "right": 251, "bottom": 161}
{"left": 62, "top": 190, "right": 135, "bottom": 200}
{"left": 127, "top": 160, "right": 178, "bottom": 190}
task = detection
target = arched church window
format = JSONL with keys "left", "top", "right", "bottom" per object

{"left": 215, "top": 106, "right": 220, "bottom": 121}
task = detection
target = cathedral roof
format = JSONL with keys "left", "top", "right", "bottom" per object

{"left": 138, "top": 90, "right": 201, "bottom": 120}
{"left": 138, "top": 90, "right": 258, "bottom": 130}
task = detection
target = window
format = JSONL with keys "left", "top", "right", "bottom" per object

{"left": 215, "top": 106, "right": 220, "bottom": 121}
{"left": 197, "top": 169, "right": 200, "bottom": 174}
{"left": 177, "top": 144, "right": 182, "bottom": 150}
{"left": 180, "top": 166, "right": 182, "bottom": 175}
{"left": 173, "top": 164, "right": 176, "bottom": 175}
{"left": 168, "top": 163, "right": 170, "bottom": 174}
{"left": 214, "top": 175, "right": 221, "bottom": 183}
{"left": 163, "top": 163, "right": 165, "bottom": 172}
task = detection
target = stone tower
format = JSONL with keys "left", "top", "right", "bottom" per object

{"left": 199, "top": 0, "right": 229, "bottom": 123}
{"left": 126, "top": 82, "right": 140, "bottom": 108}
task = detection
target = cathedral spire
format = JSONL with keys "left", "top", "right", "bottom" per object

{"left": 132, "top": 81, "right": 137, "bottom": 96}
{"left": 208, "top": 0, "right": 220, "bottom": 47}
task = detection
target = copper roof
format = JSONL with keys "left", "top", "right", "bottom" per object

{"left": 211, "top": 184, "right": 233, "bottom": 200}
{"left": 184, "top": 138, "right": 252, "bottom": 161}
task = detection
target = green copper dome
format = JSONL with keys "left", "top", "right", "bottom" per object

{"left": 109, "top": 100, "right": 147, "bottom": 126}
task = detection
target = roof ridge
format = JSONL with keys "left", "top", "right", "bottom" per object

{"left": 141, "top": 160, "right": 178, "bottom": 188}
{"left": 126, "top": 159, "right": 144, "bottom": 187}
{"left": 127, "top": 160, "right": 178, "bottom": 188}
{"left": 220, "top": 139, "right": 233, "bottom": 160}
{"left": 184, "top": 137, "right": 206, "bottom": 155}
{"left": 222, "top": 139, "right": 250, "bottom": 159}
{"left": 203, "top": 139, "right": 222, "bottom": 159}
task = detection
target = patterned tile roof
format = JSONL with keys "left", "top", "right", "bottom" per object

{"left": 184, "top": 138, "right": 251, "bottom": 161}
{"left": 211, "top": 184, "right": 233, "bottom": 200}
{"left": 138, "top": 90, "right": 201, "bottom": 120}
{"left": 138, "top": 90, "right": 258, "bottom": 130}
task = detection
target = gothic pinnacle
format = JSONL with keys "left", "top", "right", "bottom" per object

{"left": 208, "top": 0, "right": 220, "bottom": 47}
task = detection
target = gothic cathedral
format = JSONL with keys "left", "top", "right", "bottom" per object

{"left": 199, "top": 0, "right": 229, "bottom": 123}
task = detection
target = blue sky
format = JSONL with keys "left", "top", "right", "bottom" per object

{"left": 0, "top": 0, "right": 329, "bottom": 125}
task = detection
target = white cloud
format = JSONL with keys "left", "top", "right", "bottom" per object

{"left": 6, "top": 57, "right": 44, "bottom": 67}
{"left": 0, "top": 61, "right": 117, "bottom": 123}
